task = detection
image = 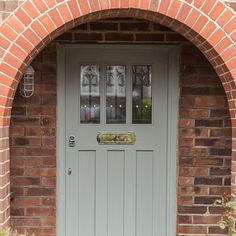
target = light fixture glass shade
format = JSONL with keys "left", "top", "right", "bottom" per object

{"left": 20, "top": 65, "right": 35, "bottom": 98}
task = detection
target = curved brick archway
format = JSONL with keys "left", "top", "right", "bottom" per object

{"left": 0, "top": 0, "right": 235, "bottom": 227}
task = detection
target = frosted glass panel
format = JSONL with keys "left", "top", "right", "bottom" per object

{"left": 132, "top": 65, "right": 152, "bottom": 124}
{"left": 80, "top": 65, "right": 100, "bottom": 124}
{"left": 106, "top": 66, "right": 126, "bottom": 124}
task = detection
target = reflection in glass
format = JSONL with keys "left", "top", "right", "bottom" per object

{"left": 106, "top": 66, "right": 126, "bottom": 124}
{"left": 80, "top": 65, "right": 100, "bottom": 123}
{"left": 132, "top": 65, "right": 152, "bottom": 124}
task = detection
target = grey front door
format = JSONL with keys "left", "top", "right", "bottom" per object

{"left": 64, "top": 45, "right": 173, "bottom": 236}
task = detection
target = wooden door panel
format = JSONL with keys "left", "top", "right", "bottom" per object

{"left": 137, "top": 151, "right": 154, "bottom": 236}
{"left": 78, "top": 151, "right": 95, "bottom": 236}
{"left": 107, "top": 151, "right": 125, "bottom": 236}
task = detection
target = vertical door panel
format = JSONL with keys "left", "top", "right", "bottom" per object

{"left": 108, "top": 151, "right": 125, "bottom": 236}
{"left": 124, "top": 149, "right": 136, "bottom": 236}
{"left": 136, "top": 151, "right": 153, "bottom": 236}
{"left": 78, "top": 151, "right": 95, "bottom": 236}
{"left": 96, "top": 150, "right": 108, "bottom": 236}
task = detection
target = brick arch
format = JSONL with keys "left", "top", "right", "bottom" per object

{"left": 0, "top": 0, "right": 235, "bottom": 226}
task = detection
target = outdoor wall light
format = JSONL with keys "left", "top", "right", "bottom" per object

{"left": 20, "top": 65, "right": 35, "bottom": 98}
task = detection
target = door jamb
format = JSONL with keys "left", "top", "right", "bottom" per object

{"left": 56, "top": 44, "right": 179, "bottom": 236}
{"left": 57, "top": 44, "right": 66, "bottom": 236}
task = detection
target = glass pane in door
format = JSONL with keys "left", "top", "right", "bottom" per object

{"left": 106, "top": 65, "right": 126, "bottom": 124}
{"left": 132, "top": 65, "right": 152, "bottom": 124}
{"left": 80, "top": 65, "right": 100, "bottom": 124}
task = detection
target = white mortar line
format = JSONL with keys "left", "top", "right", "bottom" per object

{"left": 75, "top": 0, "right": 82, "bottom": 15}
{"left": 65, "top": 2, "right": 75, "bottom": 27}
{"left": 207, "top": 0, "right": 219, "bottom": 16}
{"left": 0, "top": 216, "right": 11, "bottom": 226}
{"left": 0, "top": 171, "right": 9, "bottom": 178}
{"left": 175, "top": 1, "right": 184, "bottom": 21}
{"left": 56, "top": 8, "right": 66, "bottom": 29}
{"left": 86, "top": 0, "right": 92, "bottom": 13}
{"left": 180, "top": 0, "right": 236, "bottom": 47}
{"left": 215, "top": 7, "right": 227, "bottom": 23}
{"left": 0, "top": 0, "right": 70, "bottom": 65}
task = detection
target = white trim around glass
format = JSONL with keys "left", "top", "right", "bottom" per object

{"left": 57, "top": 45, "right": 179, "bottom": 236}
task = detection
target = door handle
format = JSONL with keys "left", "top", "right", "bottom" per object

{"left": 68, "top": 168, "right": 72, "bottom": 176}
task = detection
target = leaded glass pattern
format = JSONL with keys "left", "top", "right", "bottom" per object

{"left": 80, "top": 65, "right": 100, "bottom": 124}
{"left": 132, "top": 65, "right": 152, "bottom": 124}
{"left": 106, "top": 65, "right": 126, "bottom": 124}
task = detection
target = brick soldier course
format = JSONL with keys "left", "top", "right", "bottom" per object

{"left": 0, "top": 0, "right": 235, "bottom": 235}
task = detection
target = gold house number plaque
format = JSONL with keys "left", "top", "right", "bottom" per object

{"left": 97, "top": 132, "right": 136, "bottom": 145}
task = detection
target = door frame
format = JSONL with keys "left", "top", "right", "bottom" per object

{"left": 56, "top": 44, "right": 179, "bottom": 236}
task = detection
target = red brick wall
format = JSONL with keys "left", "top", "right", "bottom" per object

{"left": 0, "top": 0, "right": 22, "bottom": 22}
{"left": 0, "top": 0, "right": 235, "bottom": 23}
{"left": 178, "top": 45, "right": 231, "bottom": 235}
{"left": 10, "top": 19, "right": 231, "bottom": 235}
{"left": 10, "top": 43, "right": 57, "bottom": 235}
